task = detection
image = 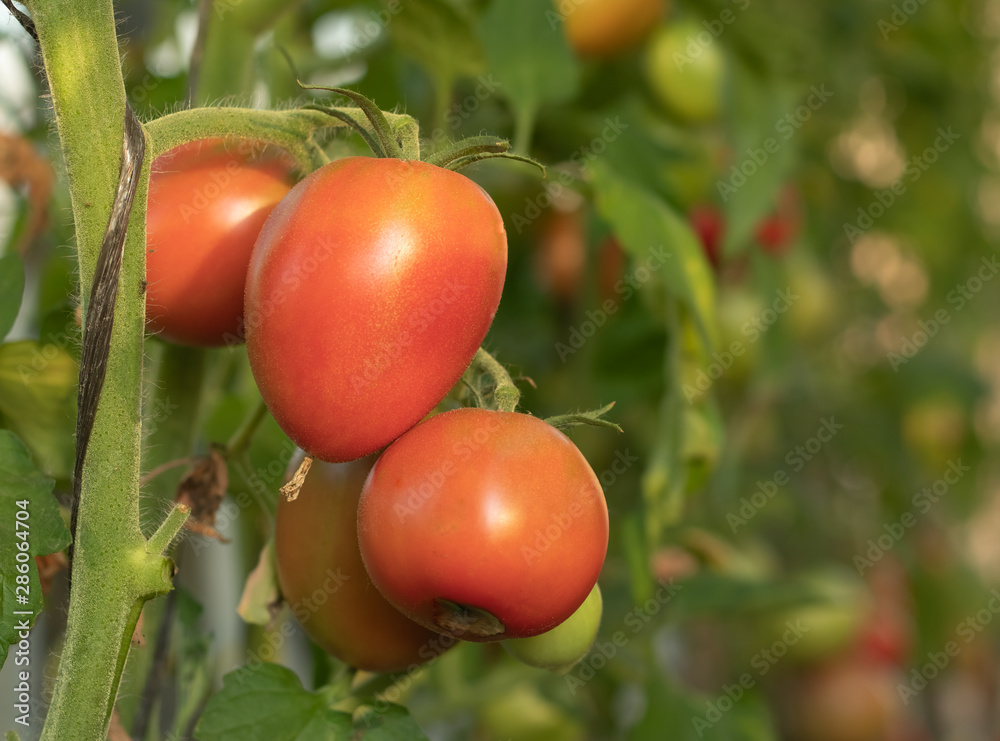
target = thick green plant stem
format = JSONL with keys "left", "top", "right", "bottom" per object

{"left": 28, "top": 1, "right": 186, "bottom": 739}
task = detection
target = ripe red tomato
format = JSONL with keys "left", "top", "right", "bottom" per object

{"left": 274, "top": 452, "right": 451, "bottom": 672}
{"left": 357, "top": 408, "right": 608, "bottom": 641}
{"left": 245, "top": 157, "right": 507, "bottom": 463}
{"left": 563, "top": 0, "right": 665, "bottom": 58}
{"left": 145, "top": 139, "right": 295, "bottom": 346}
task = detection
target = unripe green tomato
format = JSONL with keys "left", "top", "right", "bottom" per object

{"left": 645, "top": 21, "right": 726, "bottom": 124}
{"left": 479, "top": 686, "right": 584, "bottom": 741}
{"left": 274, "top": 452, "right": 450, "bottom": 672}
{"left": 756, "top": 569, "right": 869, "bottom": 665}
{"left": 503, "top": 584, "right": 602, "bottom": 673}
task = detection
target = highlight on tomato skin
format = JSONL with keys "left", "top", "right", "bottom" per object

{"left": 144, "top": 138, "right": 296, "bottom": 347}
{"left": 356, "top": 407, "right": 609, "bottom": 643}
{"left": 274, "top": 451, "right": 453, "bottom": 673}
{"left": 244, "top": 156, "right": 508, "bottom": 464}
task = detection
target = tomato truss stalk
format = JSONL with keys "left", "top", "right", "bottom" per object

{"left": 302, "top": 84, "right": 545, "bottom": 174}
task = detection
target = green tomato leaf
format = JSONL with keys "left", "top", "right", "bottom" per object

{"left": 0, "top": 253, "right": 25, "bottom": 342}
{"left": 389, "top": 0, "right": 483, "bottom": 90}
{"left": 479, "top": 0, "right": 580, "bottom": 150}
{"left": 355, "top": 704, "right": 431, "bottom": 740}
{"left": 0, "top": 430, "right": 72, "bottom": 670}
{"left": 0, "top": 341, "right": 79, "bottom": 481}
{"left": 590, "top": 160, "right": 718, "bottom": 353}
{"left": 194, "top": 663, "right": 353, "bottom": 741}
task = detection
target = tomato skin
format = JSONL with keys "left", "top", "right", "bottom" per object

{"left": 357, "top": 408, "right": 609, "bottom": 641}
{"left": 274, "top": 451, "right": 450, "bottom": 672}
{"left": 563, "top": 0, "right": 665, "bottom": 58}
{"left": 145, "top": 139, "right": 294, "bottom": 346}
{"left": 245, "top": 157, "right": 507, "bottom": 463}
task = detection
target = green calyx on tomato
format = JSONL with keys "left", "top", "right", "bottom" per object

{"left": 301, "top": 84, "right": 544, "bottom": 173}
{"left": 504, "top": 584, "right": 603, "bottom": 673}
{"left": 357, "top": 408, "right": 609, "bottom": 642}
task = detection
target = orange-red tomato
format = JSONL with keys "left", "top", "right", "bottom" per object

{"left": 145, "top": 139, "right": 294, "bottom": 346}
{"left": 275, "top": 452, "right": 451, "bottom": 672}
{"left": 357, "top": 408, "right": 609, "bottom": 641}
{"left": 535, "top": 209, "right": 587, "bottom": 305}
{"left": 245, "top": 157, "right": 507, "bottom": 463}
{"left": 563, "top": 0, "right": 666, "bottom": 58}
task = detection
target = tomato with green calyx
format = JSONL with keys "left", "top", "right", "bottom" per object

{"left": 563, "top": 0, "right": 666, "bottom": 58}
{"left": 504, "top": 584, "right": 602, "bottom": 673}
{"left": 357, "top": 408, "right": 609, "bottom": 642}
{"left": 245, "top": 88, "right": 532, "bottom": 464}
{"left": 274, "top": 451, "right": 450, "bottom": 672}
{"left": 146, "top": 138, "right": 295, "bottom": 347}
{"left": 645, "top": 21, "right": 726, "bottom": 124}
